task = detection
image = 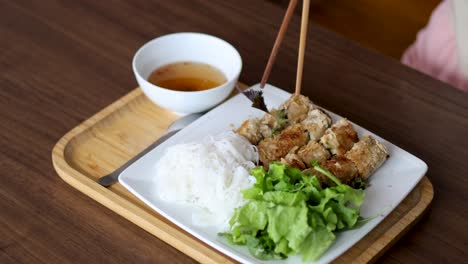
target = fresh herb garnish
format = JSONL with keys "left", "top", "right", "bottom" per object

{"left": 272, "top": 109, "right": 288, "bottom": 135}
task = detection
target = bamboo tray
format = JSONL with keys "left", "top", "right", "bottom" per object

{"left": 52, "top": 85, "right": 434, "bottom": 264}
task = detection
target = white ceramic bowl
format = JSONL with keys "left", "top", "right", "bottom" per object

{"left": 132, "top": 32, "right": 242, "bottom": 114}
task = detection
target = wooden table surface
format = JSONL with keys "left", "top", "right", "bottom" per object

{"left": 1, "top": 0, "right": 467, "bottom": 263}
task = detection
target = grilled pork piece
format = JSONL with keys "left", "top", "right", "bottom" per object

{"left": 279, "top": 94, "right": 311, "bottom": 123}
{"left": 303, "top": 156, "right": 359, "bottom": 186}
{"left": 320, "top": 119, "right": 358, "bottom": 156}
{"left": 236, "top": 118, "right": 262, "bottom": 144}
{"left": 236, "top": 94, "right": 389, "bottom": 183}
{"left": 280, "top": 148, "right": 306, "bottom": 170}
{"left": 297, "top": 141, "right": 331, "bottom": 165}
{"left": 258, "top": 113, "right": 277, "bottom": 138}
{"left": 258, "top": 124, "right": 308, "bottom": 166}
{"left": 301, "top": 109, "right": 332, "bottom": 141}
{"left": 345, "top": 135, "right": 389, "bottom": 179}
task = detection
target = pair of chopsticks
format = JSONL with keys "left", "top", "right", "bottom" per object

{"left": 239, "top": 0, "right": 310, "bottom": 112}
{"left": 261, "top": 0, "right": 311, "bottom": 95}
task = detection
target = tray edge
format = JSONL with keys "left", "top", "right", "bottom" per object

{"left": 51, "top": 88, "right": 234, "bottom": 264}
{"left": 353, "top": 177, "right": 433, "bottom": 263}
{"left": 51, "top": 86, "right": 434, "bottom": 264}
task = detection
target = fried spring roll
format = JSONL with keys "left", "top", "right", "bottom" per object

{"left": 279, "top": 94, "right": 311, "bottom": 123}
{"left": 320, "top": 119, "right": 358, "bottom": 156}
{"left": 297, "top": 141, "right": 331, "bottom": 165}
{"left": 345, "top": 135, "right": 389, "bottom": 179}
{"left": 280, "top": 151, "right": 307, "bottom": 170}
{"left": 235, "top": 118, "right": 262, "bottom": 144}
{"left": 258, "top": 124, "right": 308, "bottom": 165}
{"left": 258, "top": 113, "right": 277, "bottom": 138}
{"left": 303, "top": 156, "right": 359, "bottom": 186}
{"left": 301, "top": 109, "right": 332, "bottom": 141}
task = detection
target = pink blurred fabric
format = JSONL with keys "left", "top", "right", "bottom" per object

{"left": 402, "top": 0, "right": 468, "bottom": 92}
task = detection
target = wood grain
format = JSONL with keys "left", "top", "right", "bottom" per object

{"left": 52, "top": 85, "right": 433, "bottom": 263}
{"left": 0, "top": 0, "right": 467, "bottom": 263}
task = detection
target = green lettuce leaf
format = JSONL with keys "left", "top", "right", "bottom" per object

{"left": 300, "top": 226, "right": 336, "bottom": 262}
{"left": 250, "top": 166, "right": 266, "bottom": 191}
{"left": 268, "top": 162, "right": 287, "bottom": 181}
{"left": 266, "top": 203, "right": 311, "bottom": 252}
{"left": 230, "top": 201, "right": 269, "bottom": 231}
{"left": 262, "top": 191, "right": 306, "bottom": 206}
{"left": 246, "top": 234, "right": 284, "bottom": 260}
{"left": 223, "top": 161, "right": 367, "bottom": 262}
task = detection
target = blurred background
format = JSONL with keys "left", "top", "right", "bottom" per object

{"left": 273, "top": 0, "right": 440, "bottom": 59}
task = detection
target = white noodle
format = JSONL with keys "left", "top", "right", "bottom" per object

{"left": 155, "top": 132, "right": 258, "bottom": 228}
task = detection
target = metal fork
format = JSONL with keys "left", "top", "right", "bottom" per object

{"left": 97, "top": 113, "right": 204, "bottom": 187}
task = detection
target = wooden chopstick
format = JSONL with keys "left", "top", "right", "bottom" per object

{"left": 260, "top": 0, "right": 298, "bottom": 88}
{"left": 295, "top": 0, "right": 310, "bottom": 95}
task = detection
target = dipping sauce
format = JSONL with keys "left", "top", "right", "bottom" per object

{"left": 148, "top": 61, "right": 227, "bottom": 92}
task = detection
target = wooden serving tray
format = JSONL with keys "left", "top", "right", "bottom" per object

{"left": 52, "top": 86, "right": 434, "bottom": 264}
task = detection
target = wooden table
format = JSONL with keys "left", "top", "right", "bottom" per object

{"left": 1, "top": 1, "right": 466, "bottom": 263}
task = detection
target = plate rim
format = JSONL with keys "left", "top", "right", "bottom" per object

{"left": 119, "top": 83, "right": 428, "bottom": 264}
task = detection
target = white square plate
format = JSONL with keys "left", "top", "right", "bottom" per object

{"left": 120, "top": 84, "right": 427, "bottom": 264}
